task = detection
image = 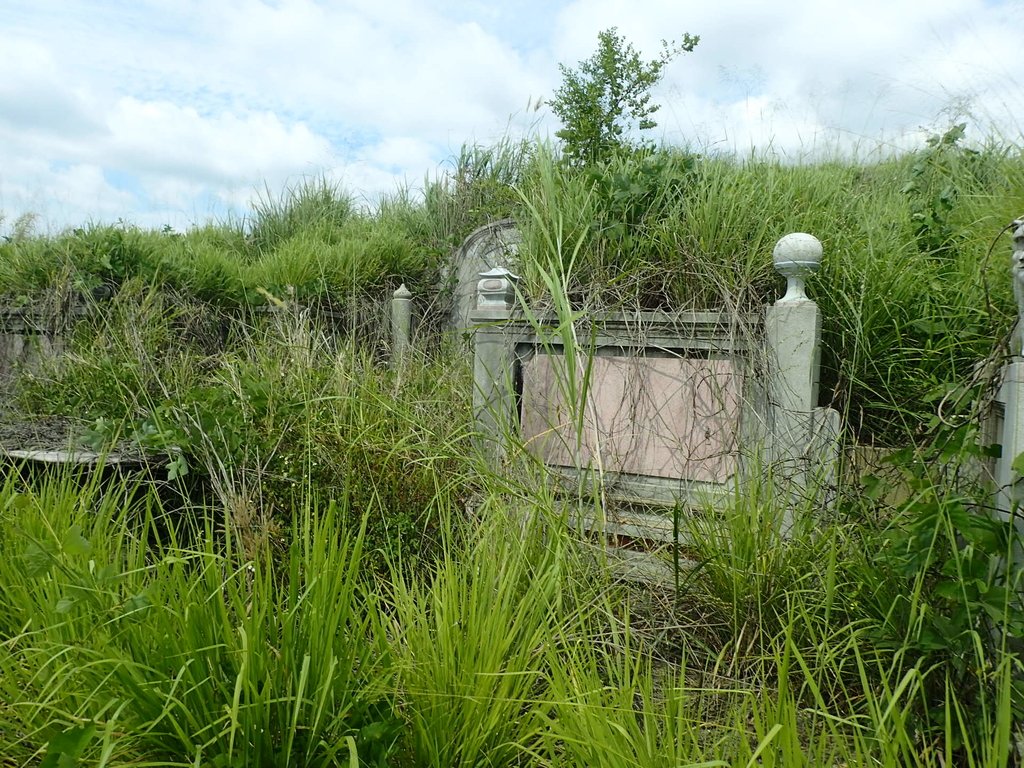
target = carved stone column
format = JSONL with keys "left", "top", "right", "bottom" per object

{"left": 1011, "top": 217, "right": 1024, "bottom": 358}
{"left": 471, "top": 267, "right": 520, "bottom": 461}
{"left": 764, "top": 233, "right": 830, "bottom": 522}
{"left": 766, "top": 233, "right": 823, "bottom": 413}
{"left": 390, "top": 283, "right": 412, "bottom": 370}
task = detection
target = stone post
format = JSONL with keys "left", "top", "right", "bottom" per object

{"left": 994, "top": 363, "right": 1024, "bottom": 515}
{"left": 993, "top": 218, "right": 1024, "bottom": 515}
{"left": 764, "top": 233, "right": 823, "bottom": 513}
{"left": 390, "top": 283, "right": 412, "bottom": 370}
{"left": 471, "top": 267, "right": 520, "bottom": 460}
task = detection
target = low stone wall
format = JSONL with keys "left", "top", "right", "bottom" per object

{"left": 0, "top": 304, "right": 89, "bottom": 382}
{"left": 468, "top": 233, "right": 842, "bottom": 535}
{"left": 501, "top": 309, "right": 765, "bottom": 509}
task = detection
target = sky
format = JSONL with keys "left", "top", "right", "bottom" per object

{"left": 0, "top": 0, "right": 1020, "bottom": 233}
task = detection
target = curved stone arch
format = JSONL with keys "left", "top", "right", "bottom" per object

{"left": 445, "top": 218, "right": 520, "bottom": 333}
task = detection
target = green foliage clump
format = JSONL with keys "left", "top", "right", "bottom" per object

{"left": 200, "top": 330, "right": 474, "bottom": 568}
{"left": 901, "top": 122, "right": 1005, "bottom": 260}
{"left": 515, "top": 137, "right": 1024, "bottom": 444}
{"left": 0, "top": 221, "right": 166, "bottom": 300}
{"left": 391, "top": 508, "right": 570, "bottom": 766}
{"left": 517, "top": 147, "right": 700, "bottom": 308}
{"left": 0, "top": 175, "right": 437, "bottom": 313}
{"left": 0, "top": 475, "right": 400, "bottom": 766}
{"left": 16, "top": 292, "right": 474, "bottom": 570}
{"left": 15, "top": 280, "right": 215, "bottom": 422}
{"left": 412, "top": 138, "right": 533, "bottom": 252}
{"left": 846, "top": 424, "right": 1024, "bottom": 754}
{"left": 247, "top": 175, "right": 355, "bottom": 255}
{"left": 549, "top": 27, "right": 698, "bottom": 166}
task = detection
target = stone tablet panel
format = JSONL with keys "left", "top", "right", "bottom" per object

{"left": 520, "top": 353, "right": 742, "bottom": 484}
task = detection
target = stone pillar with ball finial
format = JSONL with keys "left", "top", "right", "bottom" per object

{"left": 390, "top": 283, "right": 412, "bottom": 370}
{"left": 764, "top": 233, "right": 825, "bottom": 514}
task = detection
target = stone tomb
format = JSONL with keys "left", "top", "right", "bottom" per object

{"left": 469, "top": 233, "right": 842, "bottom": 544}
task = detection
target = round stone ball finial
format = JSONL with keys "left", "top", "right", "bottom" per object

{"left": 773, "top": 233, "right": 822, "bottom": 303}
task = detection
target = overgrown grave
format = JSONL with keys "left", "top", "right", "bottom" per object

{"left": 467, "top": 227, "right": 842, "bottom": 580}
{"left": 0, "top": 286, "right": 90, "bottom": 382}
{"left": 0, "top": 289, "right": 180, "bottom": 529}
{"left": 0, "top": 269, "right": 440, "bottom": 561}
{"left": 0, "top": 288, "right": 130, "bottom": 471}
{"left": 455, "top": 215, "right": 1024, "bottom": 585}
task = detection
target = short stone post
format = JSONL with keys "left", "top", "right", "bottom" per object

{"left": 471, "top": 267, "right": 520, "bottom": 460}
{"left": 390, "top": 283, "right": 412, "bottom": 370}
{"left": 764, "top": 233, "right": 823, "bottom": 516}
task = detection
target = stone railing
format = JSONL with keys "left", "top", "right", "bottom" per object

{"left": 0, "top": 301, "right": 91, "bottom": 381}
{"left": 469, "top": 234, "right": 841, "bottom": 539}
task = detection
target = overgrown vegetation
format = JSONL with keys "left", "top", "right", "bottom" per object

{"left": 1, "top": 432, "right": 1021, "bottom": 766}
{"left": 1, "top": 118, "right": 1024, "bottom": 765}
{"left": 548, "top": 26, "right": 699, "bottom": 166}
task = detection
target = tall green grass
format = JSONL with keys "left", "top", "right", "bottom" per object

{"left": 0, "top": 177, "right": 437, "bottom": 314}
{"left": 2, "top": 130, "right": 1024, "bottom": 767}
{"left": 512, "top": 138, "right": 1024, "bottom": 444}
{"left": 1, "top": 457, "right": 1021, "bottom": 766}
{"left": 390, "top": 503, "right": 578, "bottom": 767}
{"left": 0, "top": 471, "right": 398, "bottom": 766}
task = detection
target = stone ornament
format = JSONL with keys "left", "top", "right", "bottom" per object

{"left": 476, "top": 267, "right": 520, "bottom": 311}
{"left": 773, "top": 232, "right": 823, "bottom": 303}
{"left": 448, "top": 220, "right": 520, "bottom": 332}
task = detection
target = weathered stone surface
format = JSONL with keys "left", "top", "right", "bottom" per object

{"left": 1010, "top": 217, "right": 1024, "bottom": 356}
{"left": 4, "top": 449, "right": 135, "bottom": 465}
{"left": 0, "top": 332, "right": 63, "bottom": 380}
{"left": 390, "top": 283, "right": 412, "bottom": 368}
{"left": 447, "top": 220, "right": 520, "bottom": 333}
{"left": 520, "top": 354, "right": 742, "bottom": 483}
{"left": 469, "top": 231, "right": 836, "bottom": 530}
{"left": 773, "top": 232, "right": 822, "bottom": 303}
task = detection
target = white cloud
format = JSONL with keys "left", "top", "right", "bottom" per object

{"left": 554, "top": 0, "right": 1020, "bottom": 152}
{"left": 360, "top": 137, "right": 439, "bottom": 173}
{"left": 0, "top": 162, "right": 138, "bottom": 230}
{"left": 105, "top": 98, "right": 334, "bottom": 184}
{"left": 0, "top": 0, "right": 1020, "bottom": 229}
{"left": 55, "top": 165, "right": 138, "bottom": 215}
{"left": 0, "top": 40, "right": 106, "bottom": 140}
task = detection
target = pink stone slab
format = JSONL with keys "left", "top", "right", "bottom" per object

{"left": 521, "top": 354, "right": 741, "bottom": 483}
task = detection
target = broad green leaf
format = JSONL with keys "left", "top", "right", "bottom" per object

{"left": 93, "top": 563, "right": 121, "bottom": 587}
{"left": 121, "top": 592, "right": 152, "bottom": 621}
{"left": 22, "top": 541, "right": 54, "bottom": 578}
{"left": 9, "top": 492, "right": 32, "bottom": 512}
{"left": 1012, "top": 451, "right": 1024, "bottom": 477}
{"left": 55, "top": 597, "right": 75, "bottom": 614}
{"left": 40, "top": 724, "right": 96, "bottom": 768}
{"left": 166, "top": 453, "right": 189, "bottom": 481}
{"left": 62, "top": 524, "right": 91, "bottom": 557}
{"left": 934, "top": 580, "right": 963, "bottom": 601}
